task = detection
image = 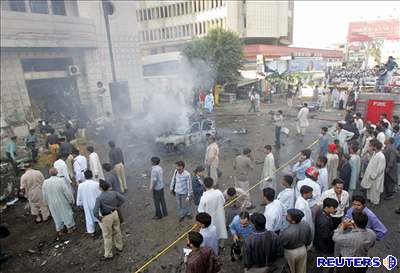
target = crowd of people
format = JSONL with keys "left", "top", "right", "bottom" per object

{"left": 4, "top": 85, "right": 400, "bottom": 272}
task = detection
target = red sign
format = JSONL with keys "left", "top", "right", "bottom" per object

{"left": 366, "top": 99, "right": 395, "bottom": 124}
{"left": 347, "top": 19, "right": 400, "bottom": 42}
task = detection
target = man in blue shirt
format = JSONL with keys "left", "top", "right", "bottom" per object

{"left": 229, "top": 211, "right": 254, "bottom": 242}
{"left": 318, "top": 127, "right": 330, "bottom": 157}
{"left": 195, "top": 212, "right": 219, "bottom": 255}
{"left": 170, "top": 160, "right": 192, "bottom": 222}
{"left": 292, "top": 149, "right": 313, "bottom": 181}
{"left": 150, "top": 156, "right": 168, "bottom": 220}
{"left": 344, "top": 195, "right": 387, "bottom": 240}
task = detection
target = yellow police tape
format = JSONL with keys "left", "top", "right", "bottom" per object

{"left": 134, "top": 138, "right": 320, "bottom": 273}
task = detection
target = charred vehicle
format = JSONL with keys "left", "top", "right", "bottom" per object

{"left": 155, "top": 119, "right": 216, "bottom": 153}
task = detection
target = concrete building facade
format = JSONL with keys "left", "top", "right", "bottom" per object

{"left": 136, "top": 0, "right": 294, "bottom": 55}
{"left": 1, "top": 0, "right": 144, "bottom": 123}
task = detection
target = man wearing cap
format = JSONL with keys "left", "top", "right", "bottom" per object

{"left": 296, "top": 166, "right": 321, "bottom": 208}
{"left": 326, "top": 144, "right": 339, "bottom": 186}
{"left": 295, "top": 185, "right": 314, "bottom": 238}
{"left": 192, "top": 166, "right": 206, "bottom": 206}
{"left": 279, "top": 209, "right": 312, "bottom": 273}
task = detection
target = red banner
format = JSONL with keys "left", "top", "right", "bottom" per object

{"left": 347, "top": 19, "right": 400, "bottom": 42}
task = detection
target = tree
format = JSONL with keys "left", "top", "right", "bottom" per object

{"left": 183, "top": 28, "right": 243, "bottom": 85}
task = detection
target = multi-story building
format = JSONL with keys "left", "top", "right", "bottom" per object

{"left": 136, "top": 0, "right": 294, "bottom": 55}
{"left": 1, "top": 0, "right": 144, "bottom": 124}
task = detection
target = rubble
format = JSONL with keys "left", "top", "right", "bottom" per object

{"left": 232, "top": 128, "right": 247, "bottom": 134}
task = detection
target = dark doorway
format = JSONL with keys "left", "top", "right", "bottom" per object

{"left": 26, "top": 77, "right": 81, "bottom": 122}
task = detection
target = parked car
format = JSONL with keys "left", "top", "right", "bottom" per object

{"left": 155, "top": 118, "right": 216, "bottom": 153}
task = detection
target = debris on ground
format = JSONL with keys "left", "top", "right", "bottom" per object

{"left": 232, "top": 128, "right": 247, "bottom": 134}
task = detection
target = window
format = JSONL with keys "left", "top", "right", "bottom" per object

{"left": 199, "top": 22, "right": 202, "bottom": 34}
{"left": 194, "top": 1, "right": 197, "bottom": 12}
{"left": 220, "top": 0, "right": 223, "bottom": 6}
{"left": 143, "top": 8, "right": 147, "bottom": 20}
{"left": 211, "top": 0, "right": 214, "bottom": 8}
{"left": 168, "top": 5, "right": 172, "bottom": 17}
{"left": 176, "top": 3, "right": 180, "bottom": 15}
{"left": 160, "top": 7, "right": 164, "bottom": 18}
{"left": 21, "top": 58, "right": 73, "bottom": 72}
{"left": 8, "top": 0, "right": 26, "bottom": 12}
{"left": 243, "top": 15, "right": 246, "bottom": 28}
{"left": 164, "top": 6, "right": 168, "bottom": 17}
{"left": 150, "top": 30, "right": 153, "bottom": 40}
{"left": 188, "top": 2, "right": 192, "bottom": 13}
{"left": 51, "top": 0, "right": 66, "bottom": 15}
{"left": 147, "top": 9, "right": 151, "bottom": 20}
{"left": 155, "top": 8, "right": 159, "bottom": 18}
{"left": 181, "top": 3, "right": 184, "bottom": 14}
{"left": 30, "top": 0, "right": 49, "bottom": 14}
{"left": 195, "top": 23, "right": 198, "bottom": 34}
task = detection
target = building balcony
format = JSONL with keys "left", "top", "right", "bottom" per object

{"left": 1, "top": 11, "right": 97, "bottom": 48}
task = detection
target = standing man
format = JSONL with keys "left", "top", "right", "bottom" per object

{"left": 314, "top": 198, "right": 338, "bottom": 270}
{"left": 93, "top": 179, "right": 125, "bottom": 261}
{"left": 20, "top": 162, "right": 50, "bottom": 223}
{"left": 248, "top": 91, "right": 256, "bottom": 113}
{"left": 348, "top": 145, "right": 361, "bottom": 198}
{"left": 295, "top": 185, "right": 314, "bottom": 238}
{"left": 150, "top": 156, "right": 168, "bottom": 220}
{"left": 292, "top": 149, "right": 313, "bottom": 181}
{"left": 344, "top": 195, "right": 387, "bottom": 240}
{"left": 42, "top": 168, "right": 75, "bottom": 236}
{"left": 194, "top": 212, "right": 219, "bottom": 255}
{"left": 102, "top": 163, "right": 121, "bottom": 193}
{"left": 46, "top": 129, "right": 59, "bottom": 162}
{"left": 204, "top": 135, "right": 219, "bottom": 187}
{"left": 316, "top": 156, "right": 329, "bottom": 193}
{"left": 331, "top": 87, "right": 340, "bottom": 109}
{"left": 361, "top": 139, "right": 386, "bottom": 206}
{"left": 25, "top": 129, "right": 38, "bottom": 162}
{"left": 354, "top": 113, "right": 364, "bottom": 137}
{"left": 72, "top": 149, "right": 87, "bottom": 184}
{"left": 319, "top": 178, "right": 350, "bottom": 228}
{"left": 170, "top": 161, "right": 192, "bottom": 222}
{"left": 296, "top": 103, "right": 309, "bottom": 140}
{"left": 333, "top": 211, "right": 376, "bottom": 273}
{"left": 108, "top": 141, "right": 127, "bottom": 193}
{"left": 76, "top": 170, "right": 101, "bottom": 236}
{"left": 198, "top": 177, "right": 228, "bottom": 241}
{"left": 87, "top": 146, "right": 104, "bottom": 181}
{"left": 383, "top": 138, "right": 398, "bottom": 200}
{"left": 318, "top": 127, "right": 330, "bottom": 157}
{"left": 185, "top": 232, "right": 221, "bottom": 273}
{"left": 263, "top": 188, "right": 285, "bottom": 234}
{"left": 204, "top": 91, "right": 214, "bottom": 113}
{"left": 244, "top": 213, "right": 283, "bottom": 272}
{"left": 338, "top": 154, "right": 352, "bottom": 191}
{"left": 273, "top": 111, "right": 284, "bottom": 148}
{"left": 53, "top": 154, "right": 73, "bottom": 194}
{"left": 279, "top": 209, "right": 312, "bottom": 273}
{"left": 261, "top": 145, "right": 276, "bottom": 190}
{"left": 326, "top": 144, "right": 339, "bottom": 186}
{"left": 330, "top": 122, "right": 354, "bottom": 154}
{"left": 277, "top": 175, "right": 295, "bottom": 211}
{"left": 192, "top": 166, "right": 206, "bottom": 206}
{"left": 234, "top": 148, "right": 254, "bottom": 206}
{"left": 296, "top": 166, "right": 322, "bottom": 208}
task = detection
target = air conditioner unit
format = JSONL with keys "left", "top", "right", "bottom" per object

{"left": 68, "top": 65, "right": 80, "bottom": 76}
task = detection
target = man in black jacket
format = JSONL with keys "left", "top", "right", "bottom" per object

{"left": 339, "top": 154, "right": 352, "bottom": 191}
{"left": 314, "top": 198, "right": 338, "bottom": 273}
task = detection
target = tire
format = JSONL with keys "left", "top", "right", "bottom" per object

{"left": 176, "top": 143, "right": 186, "bottom": 154}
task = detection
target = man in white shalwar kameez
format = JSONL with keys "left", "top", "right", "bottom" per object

{"left": 332, "top": 88, "right": 340, "bottom": 109}
{"left": 361, "top": 140, "right": 386, "bottom": 205}
{"left": 76, "top": 170, "right": 101, "bottom": 235}
{"left": 42, "top": 168, "right": 75, "bottom": 235}
{"left": 87, "top": 146, "right": 104, "bottom": 181}
{"left": 54, "top": 155, "right": 74, "bottom": 196}
{"left": 296, "top": 103, "right": 309, "bottom": 137}
{"left": 261, "top": 145, "right": 276, "bottom": 190}
{"left": 205, "top": 135, "right": 219, "bottom": 187}
{"left": 295, "top": 185, "right": 314, "bottom": 239}
{"left": 330, "top": 122, "right": 354, "bottom": 154}
{"left": 72, "top": 149, "right": 87, "bottom": 183}
{"left": 198, "top": 177, "right": 228, "bottom": 240}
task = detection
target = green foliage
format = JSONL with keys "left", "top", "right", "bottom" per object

{"left": 183, "top": 28, "right": 243, "bottom": 85}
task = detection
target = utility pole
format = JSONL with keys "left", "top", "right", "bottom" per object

{"left": 102, "top": 0, "right": 117, "bottom": 82}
